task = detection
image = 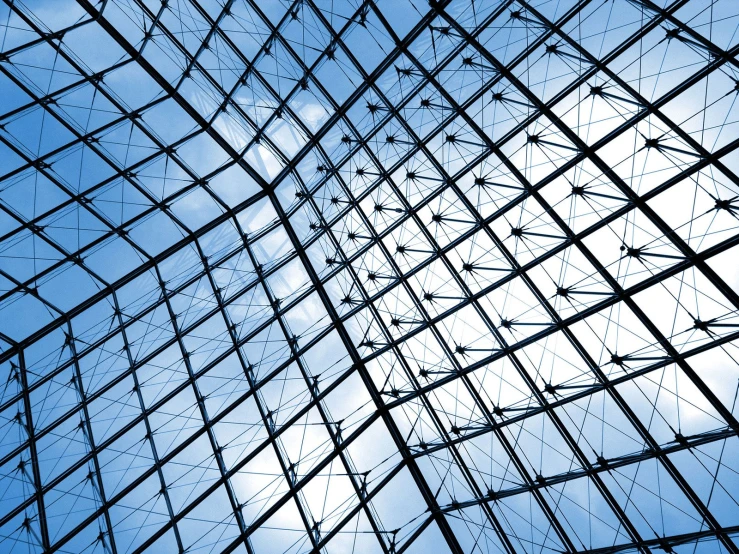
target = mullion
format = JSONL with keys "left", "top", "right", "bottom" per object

{"left": 17, "top": 348, "right": 52, "bottom": 550}
{"left": 232, "top": 229, "right": 353, "bottom": 553}
{"left": 142, "top": 0, "right": 354, "bottom": 169}
{"left": 522, "top": 0, "right": 739, "bottom": 257}
{"left": 379, "top": 58, "right": 654, "bottom": 550}
{"left": 634, "top": 0, "right": 739, "bottom": 72}
{"left": 11, "top": 264, "right": 739, "bottom": 553}
{"left": 9, "top": 238, "right": 739, "bottom": 553}
{"left": 433, "top": 5, "right": 739, "bottom": 549}
{"left": 152, "top": 261, "right": 253, "bottom": 553}
{"left": 283, "top": 0, "right": 710, "bottom": 298}
{"left": 4, "top": 2, "right": 209, "bottom": 211}
{"left": 0, "top": 30, "right": 224, "bottom": 298}
{"left": 570, "top": 523, "right": 739, "bottom": 554}
{"left": 259, "top": 265, "right": 391, "bottom": 552}
{"left": 299, "top": 128, "right": 739, "bottom": 376}
{"left": 0, "top": 203, "right": 274, "bottom": 417}
{"left": 75, "top": 0, "right": 279, "bottom": 202}
{"left": 194, "top": 223, "right": 323, "bottom": 554}
{"left": 299, "top": 379, "right": 738, "bottom": 552}
{"left": 296, "top": 48, "right": 526, "bottom": 550}
{"left": 11, "top": 192, "right": 728, "bottom": 506}
{"left": 216, "top": 0, "right": 496, "bottom": 191}
{"left": 425, "top": 0, "right": 739, "bottom": 439}
{"left": 3, "top": 1, "right": 739, "bottom": 552}
{"left": 362, "top": 13, "right": 652, "bottom": 549}
{"left": 514, "top": 0, "right": 739, "bottom": 310}
{"left": 63, "top": 320, "right": 120, "bottom": 554}
{"left": 34, "top": 310, "right": 359, "bottom": 554}
{"left": 253, "top": 177, "right": 467, "bottom": 552}
{"left": 295, "top": 110, "right": 517, "bottom": 554}
{"left": 438, "top": 0, "right": 739, "bottom": 439}
{"left": 7, "top": 183, "right": 736, "bottom": 469}
{"left": 109, "top": 290, "right": 186, "bottom": 552}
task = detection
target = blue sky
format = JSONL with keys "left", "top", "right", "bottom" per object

{"left": 1, "top": 0, "right": 739, "bottom": 553}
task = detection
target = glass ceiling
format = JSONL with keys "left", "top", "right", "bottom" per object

{"left": 1, "top": 0, "right": 739, "bottom": 553}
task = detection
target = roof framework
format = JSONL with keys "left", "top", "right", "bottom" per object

{"left": 1, "top": 0, "right": 739, "bottom": 553}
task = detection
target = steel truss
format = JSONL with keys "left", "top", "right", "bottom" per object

{"left": 1, "top": 0, "right": 739, "bottom": 553}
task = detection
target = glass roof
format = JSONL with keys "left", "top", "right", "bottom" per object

{"left": 1, "top": 0, "right": 739, "bottom": 553}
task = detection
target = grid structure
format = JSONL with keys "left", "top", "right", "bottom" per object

{"left": 1, "top": 0, "right": 739, "bottom": 553}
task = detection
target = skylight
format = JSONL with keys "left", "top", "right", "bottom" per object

{"left": 1, "top": 1, "right": 739, "bottom": 553}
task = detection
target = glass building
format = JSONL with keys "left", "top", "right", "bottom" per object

{"left": 1, "top": 0, "right": 738, "bottom": 552}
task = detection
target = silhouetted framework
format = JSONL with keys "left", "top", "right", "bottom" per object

{"left": 1, "top": 0, "right": 738, "bottom": 553}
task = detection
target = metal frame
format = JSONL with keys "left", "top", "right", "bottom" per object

{"left": 1, "top": 0, "right": 738, "bottom": 552}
